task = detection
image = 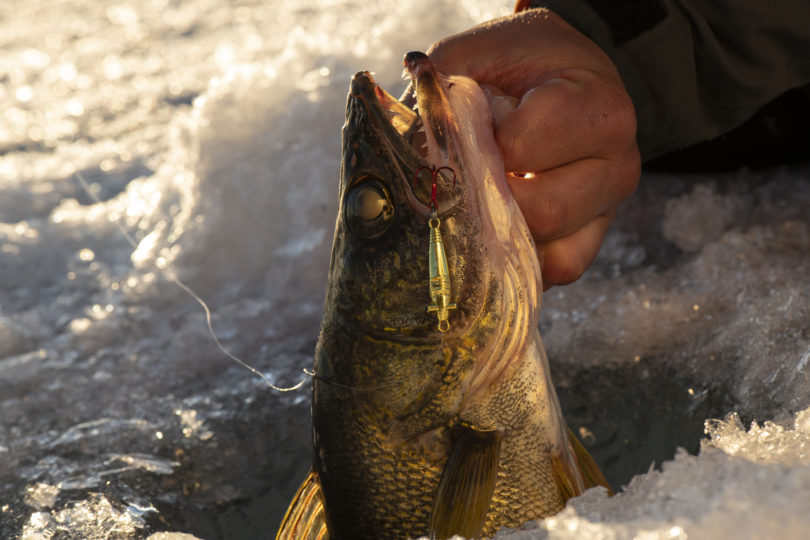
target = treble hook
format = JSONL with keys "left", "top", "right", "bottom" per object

{"left": 414, "top": 165, "right": 457, "bottom": 211}
{"left": 413, "top": 165, "right": 457, "bottom": 332}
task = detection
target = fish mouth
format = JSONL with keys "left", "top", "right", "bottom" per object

{"left": 348, "top": 70, "right": 428, "bottom": 158}
{"left": 342, "top": 68, "right": 472, "bottom": 338}
{"left": 346, "top": 69, "right": 462, "bottom": 213}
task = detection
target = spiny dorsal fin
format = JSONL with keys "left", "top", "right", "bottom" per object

{"left": 276, "top": 468, "right": 329, "bottom": 540}
{"left": 429, "top": 424, "right": 501, "bottom": 540}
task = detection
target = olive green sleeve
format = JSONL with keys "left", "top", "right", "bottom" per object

{"left": 529, "top": 0, "right": 810, "bottom": 160}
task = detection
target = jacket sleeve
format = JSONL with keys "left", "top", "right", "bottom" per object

{"left": 528, "top": 0, "right": 810, "bottom": 160}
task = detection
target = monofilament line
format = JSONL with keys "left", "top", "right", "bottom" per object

{"left": 74, "top": 171, "right": 309, "bottom": 393}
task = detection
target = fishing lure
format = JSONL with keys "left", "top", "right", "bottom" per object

{"left": 415, "top": 165, "right": 457, "bottom": 332}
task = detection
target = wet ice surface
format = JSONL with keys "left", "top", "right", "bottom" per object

{"left": 1, "top": 0, "right": 808, "bottom": 539}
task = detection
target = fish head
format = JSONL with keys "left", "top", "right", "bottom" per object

{"left": 317, "top": 56, "right": 541, "bottom": 429}
{"left": 329, "top": 69, "right": 469, "bottom": 339}
{"left": 329, "top": 60, "right": 539, "bottom": 333}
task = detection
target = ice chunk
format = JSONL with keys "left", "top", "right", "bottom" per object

{"left": 146, "top": 534, "right": 204, "bottom": 540}
{"left": 21, "top": 495, "right": 148, "bottom": 540}
{"left": 661, "top": 184, "right": 744, "bottom": 252}
{"left": 704, "top": 410, "right": 810, "bottom": 465}
{"left": 24, "top": 483, "right": 60, "bottom": 510}
{"left": 21, "top": 512, "right": 56, "bottom": 540}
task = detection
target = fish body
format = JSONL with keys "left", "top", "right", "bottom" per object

{"left": 279, "top": 53, "right": 608, "bottom": 540}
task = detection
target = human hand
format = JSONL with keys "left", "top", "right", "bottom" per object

{"left": 427, "top": 9, "right": 641, "bottom": 289}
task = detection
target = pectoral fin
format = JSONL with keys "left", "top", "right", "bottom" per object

{"left": 567, "top": 428, "right": 613, "bottom": 495}
{"left": 429, "top": 425, "right": 501, "bottom": 540}
{"left": 276, "top": 468, "right": 329, "bottom": 540}
{"left": 552, "top": 428, "right": 613, "bottom": 502}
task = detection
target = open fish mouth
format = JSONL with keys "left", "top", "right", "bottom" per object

{"left": 349, "top": 49, "right": 465, "bottom": 167}
{"left": 348, "top": 70, "right": 428, "bottom": 158}
{"left": 339, "top": 55, "right": 510, "bottom": 338}
{"left": 344, "top": 65, "right": 467, "bottom": 221}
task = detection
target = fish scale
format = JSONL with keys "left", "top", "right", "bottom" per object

{"left": 315, "top": 383, "right": 443, "bottom": 537}
{"left": 277, "top": 56, "right": 610, "bottom": 540}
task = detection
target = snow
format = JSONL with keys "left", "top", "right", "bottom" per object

{"left": 1, "top": 0, "right": 808, "bottom": 539}
{"left": 495, "top": 409, "right": 810, "bottom": 539}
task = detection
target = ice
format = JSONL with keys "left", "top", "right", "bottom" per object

{"left": 24, "top": 483, "right": 60, "bottom": 510}
{"left": 661, "top": 184, "right": 744, "bottom": 252}
{"left": 0, "top": 0, "right": 512, "bottom": 538}
{"left": 145, "top": 535, "right": 201, "bottom": 540}
{"left": 21, "top": 494, "right": 151, "bottom": 540}
{"left": 704, "top": 409, "right": 810, "bottom": 465}
{"left": 495, "top": 407, "right": 810, "bottom": 539}
{"left": 1, "top": 0, "right": 808, "bottom": 538}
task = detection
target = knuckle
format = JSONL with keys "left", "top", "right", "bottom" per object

{"left": 599, "top": 82, "right": 637, "bottom": 144}
{"left": 426, "top": 37, "right": 449, "bottom": 59}
{"left": 531, "top": 197, "right": 569, "bottom": 240}
{"left": 426, "top": 38, "right": 470, "bottom": 76}
{"left": 614, "top": 92, "right": 638, "bottom": 138}
{"left": 617, "top": 147, "right": 642, "bottom": 200}
{"left": 610, "top": 151, "right": 641, "bottom": 202}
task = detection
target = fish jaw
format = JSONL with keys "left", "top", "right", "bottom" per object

{"left": 318, "top": 67, "right": 536, "bottom": 426}
{"left": 315, "top": 70, "right": 480, "bottom": 446}
{"left": 403, "top": 52, "right": 594, "bottom": 518}
{"left": 323, "top": 69, "right": 494, "bottom": 360}
{"left": 404, "top": 52, "right": 543, "bottom": 406}
{"left": 327, "top": 72, "right": 435, "bottom": 334}
{"left": 404, "top": 51, "right": 540, "bottom": 308}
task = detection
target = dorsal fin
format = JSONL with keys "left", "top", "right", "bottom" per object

{"left": 429, "top": 425, "right": 502, "bottom": 540}
{"left": 276, "top": 469, "right": 329, "bottom": 540}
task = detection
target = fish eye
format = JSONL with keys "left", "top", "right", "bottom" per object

{"left": 345, "top": 179, "right": 395, "bottom": 238}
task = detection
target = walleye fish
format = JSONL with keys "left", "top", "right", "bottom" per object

{"left": 277, "top": 52, "right": 609, "bottom": 540}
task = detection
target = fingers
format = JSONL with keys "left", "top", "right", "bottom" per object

{"left": 428, "top": 9, "right": 618, "bottom": 95}
{"left": 507, "top": 153, "right": 639, "bottom": 241}
{"left": 480, "top": 84, "right": 519, "bottom": 122}
{"left": 514, "top": 151, "right": 639, "bottom": 288}
{"left": 495, "top": 71, "right": 637, "bottom": 172}
{"left": 425, "top": 8, "right": 643, "bottom": 288}
{"left": 537, "top": 211, "right": 616, "bottom": 288}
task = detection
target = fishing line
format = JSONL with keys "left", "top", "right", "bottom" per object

{"left": 73, "top": 170, "right": 309, "bottom": 393}
{"left": 304, "top": 369, "right": 404, "bottom": 393}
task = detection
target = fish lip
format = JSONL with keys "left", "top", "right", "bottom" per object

{"left": 348, "top": 70, "right": 377, "bottom": 98}
{"left": 349, "top": 71, "right": 393, "bottom": 104}
{"left": 347, "top": 68, "right": 463, "bottom": 216}
{"left": 403, "top": 52, "right": 458, "bottom": 164}
{"left": 346, "top": 71, "right": 439, "bottom": 213}
{"left": 348, "top": 71, "right": 420, "bottom": 145}
{"left": 402, "top": 51, "right": 430, "bottom": 79}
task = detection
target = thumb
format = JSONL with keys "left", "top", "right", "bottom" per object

{"left": 479, "top": 84, "right": 519, "bottom": 130}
